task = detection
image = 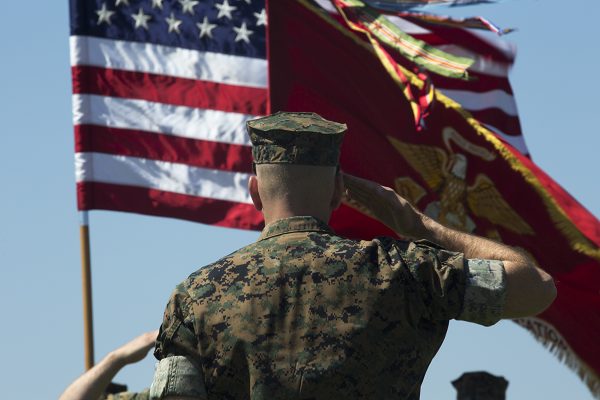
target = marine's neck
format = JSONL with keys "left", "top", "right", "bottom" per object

{"left": 262, "top": 204, "right": 331, "bottom": 226}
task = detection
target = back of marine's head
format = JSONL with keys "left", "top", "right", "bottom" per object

{"left": 246, "top": 111, "right": 347, "bottom": 221}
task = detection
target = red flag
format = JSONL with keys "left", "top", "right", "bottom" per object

{"left": 269, "top": 0, "right": 600, "bottom": 396}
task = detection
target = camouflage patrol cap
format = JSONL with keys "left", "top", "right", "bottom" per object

{"left": 247, "top": 111, "right": 347, "bottom": 166}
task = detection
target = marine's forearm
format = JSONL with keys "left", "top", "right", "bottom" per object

{"left": 412, "top": 211, "right": 530, "bottom": 262}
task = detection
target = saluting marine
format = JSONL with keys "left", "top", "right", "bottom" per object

{"left": 150, "top": 112, "right": 556, "bottom": 399}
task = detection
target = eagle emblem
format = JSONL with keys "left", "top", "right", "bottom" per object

{"left": 388, "top": 130, "right": 534, "bottom": 236}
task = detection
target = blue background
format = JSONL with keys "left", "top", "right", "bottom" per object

{"left": 0, "top": 1, "right": 598, "bottom": 399}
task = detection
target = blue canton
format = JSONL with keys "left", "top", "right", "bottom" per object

{"left": 69, "top": 0, "right": 267, "bottom": 58}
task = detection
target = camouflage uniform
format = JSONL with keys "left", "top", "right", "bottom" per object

{"left": 151, "top": 112, "right": 506, "bottom": 399}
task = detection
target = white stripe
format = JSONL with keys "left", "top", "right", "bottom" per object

{"left": 72, "top": 94, "right": 253, "bottom": 146}
{"left": 75, "top": 152, "right": 252, "bottom": 204}
{"left": 384, "top": 15, "right": 432, "bottom": 35}
{"left": 314, "top": 0, "right": 339, "bottom": 14}
{"left": 482, "top": 124, "right": 529, "bottom": 155}
{"left": 70, "top": 35, "right": 267, "bottom": 88}
{"left": 440, "top": 89, "right": 518, "bottom": 116}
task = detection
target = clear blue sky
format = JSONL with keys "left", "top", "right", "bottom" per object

{"left": 0, "top": 1, "right": 598, "bottom": 399}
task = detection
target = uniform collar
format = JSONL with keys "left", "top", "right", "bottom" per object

{"left": 258, "top": 216, "right": 334, "bottom": 241}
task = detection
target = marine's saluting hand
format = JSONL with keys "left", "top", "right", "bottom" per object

{"left": 342, "top": 172, "right": 425, "bottom": 239}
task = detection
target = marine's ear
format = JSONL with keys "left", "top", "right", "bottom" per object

{"left": 248, "top": 175, "right": 263, "bottom": 211}
{"left": 330, "top": 170, "right": 344, "bottom": 211}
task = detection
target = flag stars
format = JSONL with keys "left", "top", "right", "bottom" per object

{"left": 115, "top": 0, "right": 130, "bottom": 6}
{"left": 197, "top": 16, "right": 217, "bottom": 38}
{"left": 179, "top": 0, "right": 199, "bottom": 14}
{"left": 215, "top": 0, "right": 237, "bottom": 20}
{"left": 152, "top": 0, "right": 164, "bottom": 9}
{"left": 96, "top": 3, "right": 115, "bottom": 25}
{"left": 233, "top": 22, "right": 253, "bottom": 43}
{"left": 166, "top": 12, "right": 182, "bottom": 33}
{"left": 132, "top": 8, "right": 151, "bottom": 30}
{"left": 254, "top": 8, "right": 266, "bottom": 26}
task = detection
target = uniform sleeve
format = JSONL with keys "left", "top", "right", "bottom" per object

{"left": 151, "top": 284, "right": 207, "bottom": 399}
{"left": 456, "top": 258, "right": 506, "bottom": 326}
{"left": 104, "top": 389, "right": 150, "bottom": 400}
{"left": 401, "top": 240, "right": 506, "bottom": 326}
{"left": 154, "top": 283, "right": 198, "bottom": 360}
{"left": 150, "top": 356, "right": 208, "bottom": 400}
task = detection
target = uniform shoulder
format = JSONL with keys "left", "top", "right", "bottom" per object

{"left": 179, "top": 241, "right": 263, "bottom": 292}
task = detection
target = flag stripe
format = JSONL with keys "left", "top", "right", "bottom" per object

{"left": 442, "top": 88, "right": 518, "bottom": 116}
{"left": 70, "top": 36, "right": 268, "bottom": 88}
{"left": 72, "top": 66, "right": 268, "bottom": 115}
{"left": 470, "top": 109, "right": 522, "bottom": 136}
{"left": 75, "top": 125, "right": 253, "bottom": 173}
{"left": 75, "top": 152, "right": 253, "bottom": 204}
{"left": 434, "top": 44, "right": 511, "bottom": 77}
{"left": 467, "top": 28, "right": 516, "bottom": 62}
{"left": 384, "top": 14, "right": 432, "bottom": 35}
{"left": 383, "top": 38, "right": 511, "bottom": 77}
{"left": 77, "top": 181, "right": 263, "bottom": 229}
{"left": 431, "top": 72, "right": 513, "bottom": 94}
{"left": 72, "top": 94, "right": 254, "bottom": 146}
{"left": 482, "top": 123, "right": 528, "bottom": 152}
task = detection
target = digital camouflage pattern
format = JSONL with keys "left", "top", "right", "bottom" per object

{"left": 104, "top": 388, "right": 149, "bottom": 400}
{"left": 154, "top": 216, "right": 506, "bottom": 399}
{"left": 247, "top": 112, "right": 347, "bottom": 166}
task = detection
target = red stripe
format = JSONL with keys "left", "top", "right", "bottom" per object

{"left": 433, "top": 73, "right": 514, "bottom": 94}
{"left": 74, "top": 124, "right": 253, "bottom": 173}
{"left": 77, "top": 181, "right": 264, "bottom": 230}
{"left": 71, "top": 66, "right": 268, "bottom": 116}
{"left": 76, "top": 180, "right": 397, "bottom": 240}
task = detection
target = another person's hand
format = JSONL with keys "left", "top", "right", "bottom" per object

{"left": 59, "top": 330, "right": 159, "bottom": 400}
{"left": 112, "top": 330, "right": 159, "bottom": 367}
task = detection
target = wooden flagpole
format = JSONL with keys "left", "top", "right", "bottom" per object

{"left": 79, "top": 211, "right": 95, "bottom": 370}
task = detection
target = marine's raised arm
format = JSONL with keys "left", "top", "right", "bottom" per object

{"left": 343, "top": 172, "right": 557, "bottom": 319}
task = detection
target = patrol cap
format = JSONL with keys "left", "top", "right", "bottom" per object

{"left": 247, "top": 111, "right": 347, "bottom": 166}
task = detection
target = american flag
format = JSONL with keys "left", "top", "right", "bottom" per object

{"left": 70, "top": 0, "right": 267, "bottom": 228}
{"left": 70, "top": 0, "right": 528, "bottom": 228}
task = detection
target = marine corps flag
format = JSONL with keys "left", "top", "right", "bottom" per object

{"left": 268, "top": 0, "right": 600, "bottom": 397}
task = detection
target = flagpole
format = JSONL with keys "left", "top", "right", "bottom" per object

{"left": 79, "top": 211, "right": 94, "bottom": 370}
